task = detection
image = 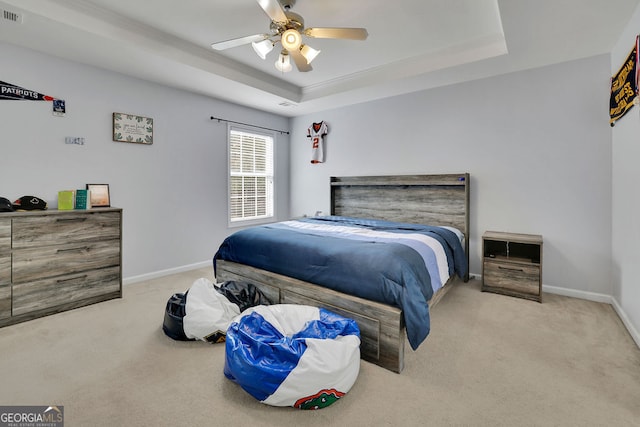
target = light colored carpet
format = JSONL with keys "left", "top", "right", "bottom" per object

{"left": 1, "top": 267, "right": 639, "bottom": 426}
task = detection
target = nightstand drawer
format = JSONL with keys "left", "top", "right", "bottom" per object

{"left": 483, "top": 260, "right": 540, "bottom": 296}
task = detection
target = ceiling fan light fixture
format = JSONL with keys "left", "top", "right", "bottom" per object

{"left": 281, "top": 28, "right": 302, "bottom": 51}
{"left": 275, "top": 50, "right": 293, "bottom": 72}
{"left": 300, "top": 44, "right": 321, "bottom": 64}
{"left": 251, "top": 39, "right": 274, "bottom": 59}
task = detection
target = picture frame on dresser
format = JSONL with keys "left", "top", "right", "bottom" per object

{"left": 86, "top": 184, "right": 110, "bottom": 207}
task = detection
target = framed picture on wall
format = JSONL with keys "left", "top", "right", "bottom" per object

{"left": 113, "top": 112, "right": 153, "bottom": 144}
{"left": 86, "top": 184, "right": 110, "bottom": 207}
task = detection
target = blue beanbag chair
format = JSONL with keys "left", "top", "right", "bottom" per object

{"left": 224, "top": 304, "right": 361, "bottom": 409}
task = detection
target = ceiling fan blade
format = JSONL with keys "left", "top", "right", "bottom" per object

{"left": 211, "top": 34, "right": 269, "bottom": 50}
{"left": 290, "top": 49, "right": 312, "bottom": 72}
{"left": 256, "top": 0, "right": 288, "bottom": 24}
{"left": 304, "top": 27, "right": 368, "bottom": 40}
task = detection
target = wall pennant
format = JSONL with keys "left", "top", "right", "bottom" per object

{"left": 0, "top": 80, "right": 65, "bottom": 116}
{"left": 609, "top": 36, "right": 639, "bottom": 127}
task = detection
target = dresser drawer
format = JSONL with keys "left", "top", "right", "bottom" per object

{"left": 12, "top": 240, "right": 120, "bottom": 284}
{"left": 12, "top": 266, "right": 121, "bottom": 316}
{"left": 0, "top": 218, "right": 10, "bottom": 253}
{"left": 0, "top": 256, "right": 10, "bottom": 318}
{"left": 0, "top": 286, "right": 10, "bottom": 319}
{"left": 12, "top": 211, "right": 121, "bottom": 249}
{"left": 1, "top": 219, "right": 14, "bottom": 320}
{"left": 483, "top": 259, "right": 540, "bottom": 296}
{"left": 0, "top": 255, "right": 9, "bottom": 285}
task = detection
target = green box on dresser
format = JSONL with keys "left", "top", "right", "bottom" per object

{"left": 0, "top": 208, "right": 122, "bottom": 327}
{"left": 482, "top": 231, "right": 543, "bottom": 302}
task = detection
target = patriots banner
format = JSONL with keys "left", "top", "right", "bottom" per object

{"left": 1, "top": 80, "right": 65, "bottom": 115}
{"left": 610, "top": 36, "right": 639, "bottom": 127}
{"left": 0, "top": 80, "right": 55, "bottom": 101}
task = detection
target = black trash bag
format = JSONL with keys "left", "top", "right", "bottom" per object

{"left": 162, "top": 291, "right": 195, "bottom": 341}
{"left": 215, "top": 281, "right": 272, "bottom": 312}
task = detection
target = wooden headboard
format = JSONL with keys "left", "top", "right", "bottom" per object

{"left": 330, "top": 173, "right": 470, "bottom": 274}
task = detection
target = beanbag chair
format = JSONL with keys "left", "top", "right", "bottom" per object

{"left": 163, "top": 279, "right": 273, "bottom": 343}
{"left": 224, "top": 304, "right": 361, "bottom": 409}
{"left": 182, "top": 278, "right": 240, "bottom": 343}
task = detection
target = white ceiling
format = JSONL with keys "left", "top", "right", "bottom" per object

{"left": 1, "top": 0, "right": 638, "bottom": 117}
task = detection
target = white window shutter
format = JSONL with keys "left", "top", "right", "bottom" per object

{"left": 229, "top": 128, "right": 274, "bottom": 222}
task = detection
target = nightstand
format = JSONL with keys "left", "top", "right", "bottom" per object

{"left": 482, "top": 231, "right": 543, "bottom": 302}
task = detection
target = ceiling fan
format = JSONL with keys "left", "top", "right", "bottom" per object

{"left": 211, "top": 0, "right": 368, "bottom": 73}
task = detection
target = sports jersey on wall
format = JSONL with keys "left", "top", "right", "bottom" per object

{"left": 307, "top": 121, "right": 328, "bottom": 164}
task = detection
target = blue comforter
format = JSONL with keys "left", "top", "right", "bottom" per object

{"left": 214, "top": 216, "right": 467, "bottom": 350}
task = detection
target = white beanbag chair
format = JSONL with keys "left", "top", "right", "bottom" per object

{"left": 182, "top": 278, "right": 240, "bottom": 343}
{"left": 224, "top": 304, "right": 361, "bottom": 409}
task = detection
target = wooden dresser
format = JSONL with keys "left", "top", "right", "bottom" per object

{"left": 0, "top": 208, "right": 122, "bottom": 327}
{"left": 482, "top": 231, "right": 543, "bottom": 302}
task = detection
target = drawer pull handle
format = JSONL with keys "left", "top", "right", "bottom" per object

{"left": 56, "top": 247, "right": 88, "bottom": 254}
{"left": 56, "top": 217, "right": 88, "bottom": 223}
{"left": 498, "top": 266, "right": 525, "bottom": 272}
{"left": 57, "top": 275, "right": 88, "bottom": 283}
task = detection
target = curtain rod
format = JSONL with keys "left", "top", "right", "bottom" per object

{"left": 210, "top": 116, "right": 290, "bottom": 135}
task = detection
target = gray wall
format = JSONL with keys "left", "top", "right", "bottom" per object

{"left": 611, "top": 5, "right": 640, "bottom": 343}
{"left": 290, "top": 55, "right": 612, "bottom": 298}
{"left": 0, "top": 42, "right": 290, "bottom": 281}
{"left": 4, "top": 34, "right": 636, "bottom": 345}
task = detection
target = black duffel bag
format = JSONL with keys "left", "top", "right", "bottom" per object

{"left": 215, "top": 281, "right": 272, "bottom": 312}
{"left": 162, "top": 291, "right": 195, "bottom": 341}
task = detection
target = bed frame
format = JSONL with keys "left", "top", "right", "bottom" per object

{"left": 216, "top": 173, "right": 470, "bottom": 373}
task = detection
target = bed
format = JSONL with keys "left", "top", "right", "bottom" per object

{"left": 214, "top": 173, "right": 470, "bottom": 373}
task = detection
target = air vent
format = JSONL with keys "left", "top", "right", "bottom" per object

{"left": 3, "top": 9, "right": 23, "bottom": 24}
{"left": 278, "top": 101, "right": 297, "bottom": 107}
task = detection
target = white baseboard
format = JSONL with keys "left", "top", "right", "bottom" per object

{"left": 123, "top": 260, "right": 211, "bottom": 286}
{"left": 540, "top": 285, "right": 639, "bottom": 349}
{"left": 471, "top": 275, "right": 613, "bottom": 303}
{"left": 542, "top": 284, "right": 613, "bottom": 304}
{"left": 542, "top": 285, "right": 640, "bottom": 347}
{"left": 610, "top": 297, "right": 640, "bottom": 349}
{"left": 473, "top": 273, "right": 639, "bottom": 349}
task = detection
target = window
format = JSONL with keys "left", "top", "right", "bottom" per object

{"left": 228, "top": 127, "right": 274, "bottom": 224}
